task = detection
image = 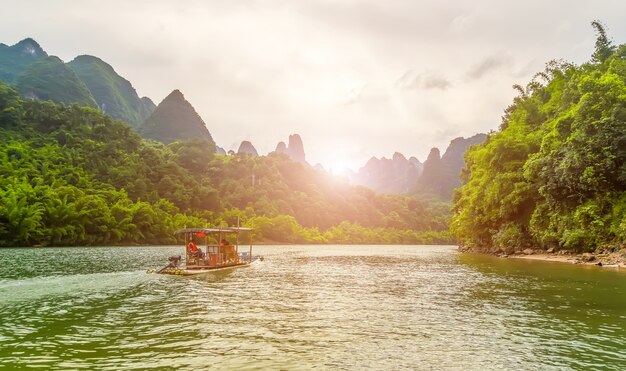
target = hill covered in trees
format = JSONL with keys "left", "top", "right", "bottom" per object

{"left": 0, "top": 38, "right": 48, "bottom": 83}
{"left": 0, "top": 38, "right": 155, "bottom": 129}
{"left": 451, "top": 22, "right": 626, "bottom": 254}
{"left": 67, "top": 55, "right": 156, "bottom": 126}
{"left": 16, "top": 56, "right": 97, "bottom": 108}
{"left": 139, "top": 89, "right": 215, "bottom": 146}
{"left": 0, "top": 81, "right": 451, "bottom": 246}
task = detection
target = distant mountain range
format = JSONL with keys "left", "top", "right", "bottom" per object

{"left": 349, "top": 134, "right": 487, "bottom": 198}
{"left": 351, "top": 153, "right": 422, "bottom": 194}
{"left": 0, "top": 37, "right": 485, "bottom": 200}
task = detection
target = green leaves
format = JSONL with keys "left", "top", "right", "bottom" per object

{"left": 0, "top": 179, "right": 44, "bottom": 245}
{"left": 452, "top": 25, "right": 626, "bottom": 253}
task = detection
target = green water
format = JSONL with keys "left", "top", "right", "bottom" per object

{"left": 0, "top": 245, "right": 624, "bottom": 370}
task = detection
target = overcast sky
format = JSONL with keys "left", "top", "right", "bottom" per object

{"left": 2, "top": 0, "right": 626, "bottom": 171}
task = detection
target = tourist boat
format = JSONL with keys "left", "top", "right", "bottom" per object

{"left": 149, "top": 227, "right": 260, "bottom": 275}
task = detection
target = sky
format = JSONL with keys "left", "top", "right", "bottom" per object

{"left": 1, "top": 0, "right": 626, "bottom": 171}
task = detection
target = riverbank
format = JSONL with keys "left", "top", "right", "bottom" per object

{"left": 459, "top": 246, "right": 626, "bottom": 268}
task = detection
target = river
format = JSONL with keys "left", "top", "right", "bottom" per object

{"left": 0, "top": 245, "right": 624, "bottom": 370}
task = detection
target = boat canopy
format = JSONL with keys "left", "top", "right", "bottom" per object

{"left": 174, "top": 227, "right": 253, "bottom": 235}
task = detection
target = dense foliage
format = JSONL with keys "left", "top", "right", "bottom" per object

{"left": 0, "top": 82, "right": 451, "bottom": 246}
{"left": 16, "top": 56, "right": 98, "bottom": 108}
{"left": 451, "top": 23, "right": 626, "bottom": 253}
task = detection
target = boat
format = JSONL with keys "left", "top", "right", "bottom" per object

{"left": 148, "top": 227, "right": 261, "bottom": 275}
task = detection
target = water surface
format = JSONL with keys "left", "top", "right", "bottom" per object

{"left": 0, "top": 245, "right": 624, "bottom": 369}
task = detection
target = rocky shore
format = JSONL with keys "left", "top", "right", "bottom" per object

{"left": 458, "top": 246, "right": 626, "bottom": 268}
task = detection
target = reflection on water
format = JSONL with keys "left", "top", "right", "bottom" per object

{"left": 0, "top": 245, "right": 624, "bottom": 369}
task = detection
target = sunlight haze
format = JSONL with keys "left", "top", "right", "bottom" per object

{"left": 1, "top": 0, "right": 625, "bottom": 169}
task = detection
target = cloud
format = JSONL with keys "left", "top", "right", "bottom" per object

{"left": 396, "top": 70, "right": 451, "bottom": 90}
{"left": 342, "top": 84, "right": 368, "bottom": 105}
{"left": 467, "top": 55, "right": 514, "bottom": 80}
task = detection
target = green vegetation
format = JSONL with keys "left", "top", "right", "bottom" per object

{"left": 16, "top": 56, "right": 98, "bottom": 108}
{"left": 68, "top": 55, "right": 155, "bottom": 126}
{"left": 0, "top": 81, "right": 451, "bottom": 246}
{"left": 451, "top": 22, "right": 626, "bottom": 253}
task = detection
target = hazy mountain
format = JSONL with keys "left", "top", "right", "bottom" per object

{"left": 0, "top": 38, "right": 47, "bottom": 83}
{"left": 16, "top": 56, "right": 97, "bottom": 108}
{"left": 353, "top": 152, "right": 422, "bottom": 194}
{"left": 287, "top": 134, "right": 306, "bottom": 163}
{"left": 416, "top": 134, "right": 487, "bottom": 198}
{"left": 138, "top": 97, "right": 156, "bottom": 121}
{"left": 67, "top": 55, "right": 155, "bottom": 126}
{"left": 216, "top": 145, "right": 227, "bottom": 155}
{"left": 441, "top": 134, "right": 487, "bottom": 171}
{"left": 272, "top": 134, "right": 307, "bottom": 163}
{"left": 237, "top": 140, "right": 259, "bottom": 156}
{"left": 350, "top": 134, "right": 485, "bottom": 198}
{"left": 140, "top": 89, "right": 215, "bottom": 147}
{"left": 416, "top": 148, "right": 445, "bottom": 195}
{"left": 275, "top": 141, "right": 287, "bottom": 154}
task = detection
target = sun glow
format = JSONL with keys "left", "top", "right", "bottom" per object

{"left": 328, "top": 161, "right": 353, "bottom": 176}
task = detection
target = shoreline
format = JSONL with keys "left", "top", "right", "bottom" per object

{"left": 460, "top": 246, "right": 626, "bottom": 268}
{"left": 509, "top": 254, "right": 623, "bottom": 267}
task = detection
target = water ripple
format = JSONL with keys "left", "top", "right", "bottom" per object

{"left": 0, "top": 245, "right": 625, "bottom": 370}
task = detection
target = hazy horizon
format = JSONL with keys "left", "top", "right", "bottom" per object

{"left": 1, "top": 0, "right": 626, "bottom": 171}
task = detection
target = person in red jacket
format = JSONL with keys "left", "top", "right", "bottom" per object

{"left": 187, "top": 242, "right": 204, "bottom": 258}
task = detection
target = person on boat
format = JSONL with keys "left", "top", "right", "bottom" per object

{"left": 187, "top": 242, "right": 204, "bottom": 258}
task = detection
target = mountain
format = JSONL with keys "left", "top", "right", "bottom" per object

{"left": 140, "top": 89, "right": 215, "bottom": 147}
{"left": 416, "top": 148, "right": 445, "bottom": 195}
{"left": 216, "top": 145, "right": 227, "bottom": 155}
{"left": 349, "top": 134, "right": 485, "bottom": 198}
{"left": 353, "top": 152, "right": 422, "bottom": 194}
{"left": 139, "top": 97, "right": 156, "bottom": 121}
{"left": 0, "top": 38, "right": 155, "bottom": 127}
{"left": 275, "top": 141, "right": 287, "bottom": 154}
{"left": 237, "top": 140, "right": 258, "bottom": 156}
{"left": 0, "top": 38, "right": 47, "bottom": 83}
{"left": 272, "top": 134, "right": 307, "bottom": 163}
{"left": 441, "top": 134, "right": 487, "bottom": 171}
{"left": 67, "top": 55, "right": 155, "bottom": 126}
{"left": 416, "top": 134, "right": 487, "bottom": 198}
{"left": 287, "top": 134, "right": 306, "bottom": 163}
{"left": 16, "top": 56, "right": 97, "bottom": 108}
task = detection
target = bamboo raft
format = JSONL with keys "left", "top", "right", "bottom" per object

{"left": 149, "top": 227, "right": 261, "bottom": 275}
